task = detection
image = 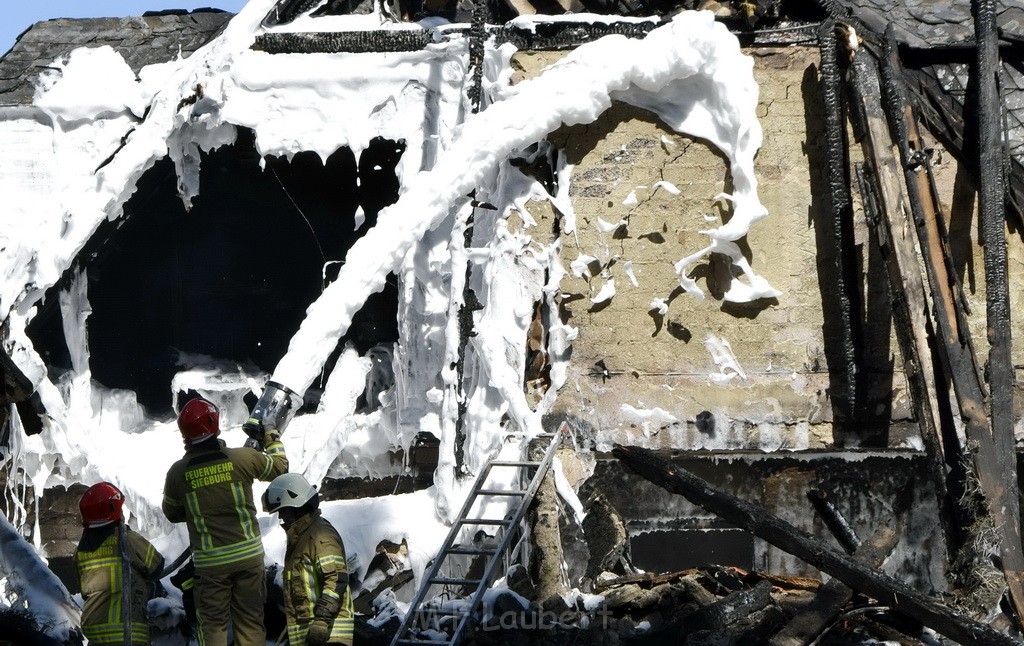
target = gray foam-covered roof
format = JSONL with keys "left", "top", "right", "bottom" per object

{"left": 0, "top": 9, "right": 233, "bottom": 107}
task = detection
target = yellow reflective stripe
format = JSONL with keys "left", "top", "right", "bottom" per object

{"left": 185, "top": 491, "right": 213, "bottom": 551}
{"left": 80, "top": 556, "right": 121, "bottom": 569}
{"left": 85, "top": 624, "right": 125, "bottom": 636}
{"left": 111, "top": 563, "right": 123, "bottom": 625}
{"left": 79, "top": 561, "right": 121, "bottom": 624}
{"left": 84, "top": 628, "right": 125, "bottom": 644}
{"left": 321, "top": 588, "right": 340, "bottom": 602}
{"left": 265, "top": 442, "right": 285, "bottom": 457}
{"left": 332, "top": 588, "right": 356, "bottom": 641}
{"left": 301, "top": 562, "right": 316, "bottom": 610}
{"left": 193, "top": 536, "right": 264, "bottom": 568}
{"left": 319, "top": 554, "right": 347, "bottom": 565}
{"left": 318, "top": 554, "right": 347, "bottom": 570}
{"left": 196, "top": 604, "right": 209, "bottom": 646}
{"left": 330, "top": 619, "right": 355, "bottom": 641}
{"left": 286, "top": 619, "right": 355, "bottom": 643}
{"left": 143, "top": 542, "right": 159, "bottom": 570}
{"left": 163, "top": 494, "right": 184, "bottom": 509}
{"left": 231, "top": 482, "right": 257, "bottom": 540}
{"left": 77, "top": 535, "right": 127, "bottom": 626}
{"left": 83, "top": 622, "right": 148, "bottom": 643}
{"left": 258, "top": 453, "right": 276, "bottom": 480}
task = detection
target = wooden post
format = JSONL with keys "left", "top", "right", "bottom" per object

{"left": 528, "top": 436, "right": 566, "bottom": 605}
{"left": 972, "top": 0, "right": 1024, "bottom": 621}
{"left": 841, "top": 29, "right": 952, "bottom": 556}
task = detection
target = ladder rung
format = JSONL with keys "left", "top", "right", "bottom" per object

{"left": 476, "top": 489, "right": 527, "bottom": 496}
{"left": 489, "top": 460, "right": 541, "bottom": 467}
{"left": 430, "top": 577, "right": 481, "bottom": 586}
{"left": 445, "top": 547, "right": 497, "bottom": 555}
{"left": 420, "top": 609, "right": 463, "bottom": 617}
{"left": 457, "top": 518, "right": 510, "bottom": 526}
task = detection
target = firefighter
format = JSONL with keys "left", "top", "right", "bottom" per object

{"left": 162, "top": 397, "right": 288, "bottom": 646}
{"left": 263, "top": 473, "right": 354, "bottom": 646}
{"left": 75, "top": 482, "right": 165, "bottom": 646}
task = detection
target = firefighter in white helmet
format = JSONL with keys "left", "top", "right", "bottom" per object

{"left": 264, "top": 473, "right": 354, "bottom": 646}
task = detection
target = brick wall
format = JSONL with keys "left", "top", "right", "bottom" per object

{"left": 512, "top": 45, "right": 1024, "bottom": 451}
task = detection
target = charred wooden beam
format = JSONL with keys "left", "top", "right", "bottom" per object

{"left": 453, "top": 1, "right": 489, "bottom": 473}
{"left": 744, "top": 571, "right": 822, "bottom": 592}
{"left": 806, "top": 488, "right": 860, "bottom": 554}
{"left": 973, "top": 0, "right": 1024, "bottom": 621}
{"left": 684, "top": 578, "right": 773, "bottom": 632}
{"left": 816, "top": 21, "right": 859, "bottom": 417}
{"left": 612, "top": 445, "right": 1019, "bottom": 646}
{"left": 842, "top": 31, "right": 952, "bottom": 553}
{"left": 878, "top": 23, "right": 1024, "bottom": 620}
{"left": 0, "top": 348, "right": 33, "bottom": 407}
{"left": 771, "top": 524, "right": 899, "bottom": 646}
{"left": 879, "top": 28, "right": 980, "bottom": 380}
{"left": 251, "top": 22, "right": 657, "bottom": 54}
{"left": 592, "top": 568, "right": 696, "bottom": 592}
{"left": 253, "top": 30, "right": 434, "bottom": 54}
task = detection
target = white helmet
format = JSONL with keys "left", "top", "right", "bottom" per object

{"left": 263, "top": 473, "right": 318, "bottom": 513}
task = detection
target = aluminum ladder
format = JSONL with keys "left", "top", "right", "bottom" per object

{"left": 390, "top": 423, "right": 568, "bottom": 646}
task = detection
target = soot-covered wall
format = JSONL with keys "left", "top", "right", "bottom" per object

{"left": 28, "top": 129, "right": 404, "bottom": 415}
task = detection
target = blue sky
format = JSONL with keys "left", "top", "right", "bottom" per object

{"left": 2, "top": 1, "right": 250, "bottom": 56}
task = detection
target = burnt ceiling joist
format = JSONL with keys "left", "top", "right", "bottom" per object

{"left": 252, "top": 18, "right": 823, "bottom": 54}
{"left": 253, "top": 21, "right": 659, "bottom": 53}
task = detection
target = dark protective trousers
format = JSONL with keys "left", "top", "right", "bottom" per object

{"left": 193, "top": 565, "right": 267, "bottom": 646}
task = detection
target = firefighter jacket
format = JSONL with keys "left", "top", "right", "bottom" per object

{"left": 74, "top": 524, "right": 164, "bottom": 645}
{"left": 283, "top": 510, "right": 355, "bottom": 646}
{"left": 162, "top": 437, "right": 288, "bottom": 573}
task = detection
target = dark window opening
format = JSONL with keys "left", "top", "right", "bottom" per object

{"left": 629, "top": 527, "right": 754, "bottom": 573}
{"left": 27, "top": 129, "right": 405, "bottom": 416}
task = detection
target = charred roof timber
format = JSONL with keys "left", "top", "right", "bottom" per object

{"left": 814, "top": 0, "right": 1024, "bottom": 220}
{"left": 252, "top": 21, "right": 660, "bottom": 53}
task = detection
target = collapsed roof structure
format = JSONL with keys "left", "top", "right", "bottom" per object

{"left": 0, "top": 0, "right": 1023, "bottom": 644}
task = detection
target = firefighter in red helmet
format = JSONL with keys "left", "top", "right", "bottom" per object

{"left": 162, "top": 397, "right": 288, "bottom": 646}
{"left": 74, "top": 482, "right": 165, "bottom": 646}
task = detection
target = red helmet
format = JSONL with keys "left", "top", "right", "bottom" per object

{"left": 178, "top": 398, "right": 220, "bottom": 445}
{"left": 80, "top": 482, "right": 124, "bottom": 528}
